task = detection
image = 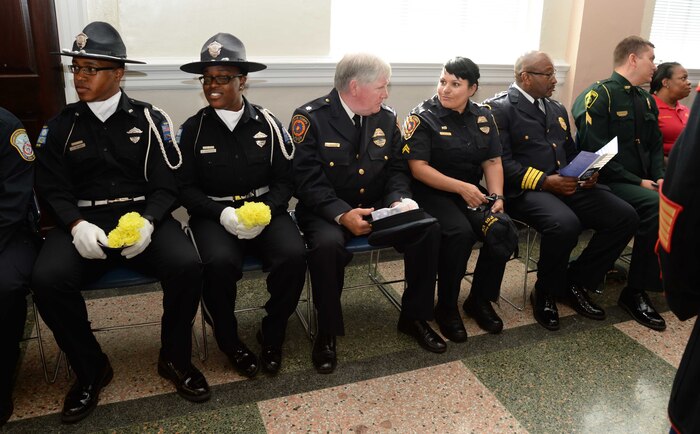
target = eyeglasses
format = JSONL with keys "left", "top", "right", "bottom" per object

{"left": 198, "top": 74, "right": 243, "bottom": 85}
{"left": 68, "top": 65, "right": 118, "bottom": 75}
{"left": 524, "top": 70, "right": 557, "bottom": 78}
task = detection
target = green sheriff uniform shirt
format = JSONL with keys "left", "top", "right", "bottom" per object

{"left": 572, "top": 71, "right": 664, "bottom": 185}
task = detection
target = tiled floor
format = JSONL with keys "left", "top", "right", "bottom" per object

{"left": 3, "top": 242, "right": 692, "bottom": 433}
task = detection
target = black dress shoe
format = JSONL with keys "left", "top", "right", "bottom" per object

{"left": 434, "top": 306, "right": 467, "bottom": 342}
{"left": 562, "top": 283, "right": 606, "bottom": 320}
{"left": 61, "top": 359, "right": 113, "bottom": 424}
{"left": 397, "top": 316, "right": 447, "bottom": 353}
{"left": 257, "top": 330, "right": 282, "bottom": 374}
{"left": 225, "top": 340, "right": 260, "bottom": 378}
{"left": 463, "top": 296, "right": 504, "bottom": 334}
{"left": 531, "top": 288, "right": 559, "bottom": 331}
{"left": 312, "top": 333, "right": 337, "bottom": 374}
{"left": 0, "top": 400, "right": 12, "bottom": 427}
{"left": 157, "top": 358, "right": 211, "bottom": 403}
{"left": 618, "top": 288, "right": 666, "bottom": 331}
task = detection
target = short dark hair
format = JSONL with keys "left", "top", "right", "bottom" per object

{"left": 613, "top": 36, "right": 655, "bottom": 66}
{"left": 650, "top": 62, "right": 681, "bottom": 94}
{"left": 444, "top": 56, "right": 480, "bottom": 89}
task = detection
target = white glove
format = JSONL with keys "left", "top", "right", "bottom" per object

{"left": 219, "top": 207, "right": 240, "bottom": 236}
{"left": 122, "top": 218, "right": 154, "bottom": 259}
{"left": 71, "top": 220, "right": 108, "bottom": 260}
{"left": 391, "top": 197, "right": 419, "bottom": 213}
{"left": 235, "top": 223, "right": 265, "bottom": 240}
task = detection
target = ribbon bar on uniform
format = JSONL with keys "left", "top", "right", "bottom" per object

{"left": 208, "top": 186, "right": 270, "bottom": 202}
{"left": 77, "top": 196, "right": 146, "bottom": 207}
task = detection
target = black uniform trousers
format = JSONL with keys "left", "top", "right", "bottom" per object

{"left": 416, "top": 191, "right": 507, "bottom": 309}
{"left": 296, "top": 207, "right": 440, "bottom": 336}
{"left": 189, "top": 213, "right": 306, "bottom": 350}
{"left": 0, "top": 228, "right": 38, "bottom": 405}
{"left": 607, "top": 182, "right": 662, "bottom": 292}
{"left": 508, "top": 185, "right": 638, "bottom": 296}
{"left": 31, "top": 217, "right": 201, "bottom": 385}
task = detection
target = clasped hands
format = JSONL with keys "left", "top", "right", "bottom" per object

{"left": 220, "top": 207, "right": 266, "bottom": 239}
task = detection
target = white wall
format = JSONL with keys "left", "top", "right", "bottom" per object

{"left": 56, "top": 0, "right": 696, "bottom": 129}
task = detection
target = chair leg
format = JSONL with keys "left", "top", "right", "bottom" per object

{"left": 499, "top": 222, "right": 537, "bottom": 311}
{"left": 367, "top": 249, "right": 402, "bottom": 311}
{"left": 31, "top": 295, "right": 68, "bottom": 384}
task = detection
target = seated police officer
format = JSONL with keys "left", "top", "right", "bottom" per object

{"left": 291, "top": 53, "right": 446, "bottom": 374}
{"left": 485, "top": 51, "right": 638, "bottom": 331}
{"left": 32, "top": 22, "right": 209, "bottom": 424}
{"left": 177, "top": 33, "right": 306, "bottom": 376}
{"left": 0, "top": 108, "right": 38, "bottom": 427}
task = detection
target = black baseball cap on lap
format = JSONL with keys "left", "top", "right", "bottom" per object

{"left": 54, "top": 21, "right": 145, "bottom": 64}
{"left": 180, "top": 33, "right": 266, "bottom": 74}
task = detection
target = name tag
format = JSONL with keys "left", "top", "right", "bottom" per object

{"left": 324, "top": 142, "right": 341, "bottom": 148}
{"left": 200, "top": 148, "right": 217, "bottom": 154}
{"left": 69, "top": 140, "right": 86, "bottom": 151}
{"left": 439, "top": 132, "right": 452, "bottom": 136}
{"left": 616, "top": 111, "right": 628, "bottom": 117}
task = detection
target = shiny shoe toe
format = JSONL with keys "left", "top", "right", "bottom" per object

{"left": 397, "top": 316, "right": 447, "bottom": 353}
{"left": 311, "top": 333, "right": 337, "bottom": 374}
{"left": 61, "top": 359, "right": 113, "bottom": 424}
{"left": 618, "top": 288, "right": 666, "bottom": 331}
{"left": 531, "top": 289, "right": 559, "bottom": 331}
{"left": 434, "top": 307, "right": 467, "bottom": 342}
{"left": 157, "top": 358, "right": 211, "bottom": 402}
{"left": 257, "top": 330, "right": 282, "bottom": 374}
{"left": 226, "top": 341, "right": 260, "bottom": 378}
{"left": 563, "top": 283, "right": 606, "bottom": 320}
{"left": 463, "top": 297, "right": 503, "bottom": 334}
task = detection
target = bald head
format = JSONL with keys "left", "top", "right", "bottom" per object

{"left": 515, "top": 51, "right": 552, "bottom": 84}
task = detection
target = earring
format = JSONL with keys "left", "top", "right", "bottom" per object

{"left": 239, "top": 86, "right": 244, "bottom": 91}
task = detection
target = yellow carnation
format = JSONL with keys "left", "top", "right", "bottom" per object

{"left": 107, "top": 212, "right": 144, "bottom": 248}
{"left": 236, "top": 202, "right": 272, "bottom": 228}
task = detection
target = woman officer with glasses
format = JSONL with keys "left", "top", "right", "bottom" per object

{"left": 177, "top": 33, "right": 305, "bottom": 378}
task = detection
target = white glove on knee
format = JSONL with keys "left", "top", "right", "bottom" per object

{"left": 122, "top": 218, "right": 154, "bottom": 259}
{"left": 71, "top": 220, "right": 108, "bottom": 260}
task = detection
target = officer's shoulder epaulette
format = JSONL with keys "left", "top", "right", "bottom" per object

{"left": 300, "top": 96, "right": 331, "bottom": 113}
{"left": 482, "top": 90, "right": 507, "bottom": 106}
{"left": 412, "top": 97, "right": 437, "bottom": 116}
{"left": 128, "top": 98, "right": 153, "bottom": 110}
{"left": 380, "top": 103, "right": 396, "bottom": 115}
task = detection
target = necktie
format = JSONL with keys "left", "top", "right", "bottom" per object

{"left": 535, "top": 98, "right": 546, "bottom": 114}
{"left": 353, "top": 114, "right": 362, "bottom": 129}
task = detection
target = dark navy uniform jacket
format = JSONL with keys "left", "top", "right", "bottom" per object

{"left": 485, "top": 85, "right": 576, "bottom": 197}
{"left": 402, "top": 95, "right": 500, "bottom": 188}
{"left": 177, "top": 98, "right": 294, "bottom": 219}
{"left": 291, "top": 88, "right": 408, "bottom": 221}
{"left": 0, "top": 107, "right": 34, "bottom": 252}
{"left": 34, "top": 91, "right": 178, "bottom": 229}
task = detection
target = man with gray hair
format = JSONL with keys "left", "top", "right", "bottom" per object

{"left": 291, "top": 53, "right": 445, "bottom": 374}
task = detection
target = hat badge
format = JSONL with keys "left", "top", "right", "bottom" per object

{"left": 207, "top": 40, "right": 223, "bottom": 59}
{"left": 75, "top": 32, "right": 88, "bottom": 50}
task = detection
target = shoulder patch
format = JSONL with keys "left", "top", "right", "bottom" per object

{"left": 161, "top": 121, "right": 172, "bottom": 142}
{"left": 10, "top": 128, "right": 34, "bottom": 161}
{"left": 36, "top": 125, "right": 49, "bottom": 147}
{"left": 403, "top": 115, "right": 421, "bottom": 140}
{"left": 291, "top": 114, "right": 310, "bottom": 144}
{"left": 584, "top": 90, "right": 598, "bottom": 109}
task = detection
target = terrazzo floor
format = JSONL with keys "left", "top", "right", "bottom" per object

{"left": 3, "top": 233, "right": 692, "bottom": 433}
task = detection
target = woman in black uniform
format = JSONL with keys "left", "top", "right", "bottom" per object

{"left": 403, "top": 57, "right": 516, "bottom": 342}
{"left": 177, "top": 33, "right": 306, "bottom": 377}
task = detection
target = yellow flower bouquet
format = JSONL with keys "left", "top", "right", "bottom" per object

{"left": 236, "top": 202, "right": 271, "bottom": 228}
{"left": 107, "top": 212, "right": 144, "bottom": 248}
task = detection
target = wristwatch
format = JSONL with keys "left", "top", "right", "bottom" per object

{"left": 491, "top": 194, "right": 505, "bottom": 201}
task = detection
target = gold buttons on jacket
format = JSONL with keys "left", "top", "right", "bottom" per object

{"left": 552, "top": 143, "right": 557, "bottom": 148}
{"left": 556, "top": 160, "right": 561, "bottom": 166}
{"left": 384, "top": 155, "right": 388, "bottom": 160}
{"left": 356, "top": 154, "right": 360, "bottom": 159}
{"left": 360, "top": 188, "right": 365, "bottom": 194}
{"left": 330, "top": 162, "right": 335, "bottom": 167}
{"left": 358, "top": 168, "right": 365, "bottom": 175}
